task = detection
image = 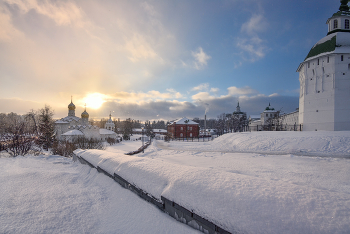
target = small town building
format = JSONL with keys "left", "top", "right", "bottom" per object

{"left": 167, "top": 117, "right": 199, "bottom": 139}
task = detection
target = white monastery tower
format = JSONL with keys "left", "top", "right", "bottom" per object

{"left": 297, "top": 0, "right": 350, "bottom": 131}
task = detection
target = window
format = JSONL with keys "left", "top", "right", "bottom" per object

{"left": 334, "top": 19, "right": 338, "bottom": 29}
{"left": 327, "top": 56, "right": 329, "bottom": 63}
{"left": 346, "top": 19, "right": 349, "bottom": 29}
{"left": 190, "top": 133, "right": 192, "bottom": 137}
{"left": 266, "top": 114, "right": 268, "bottom": 117}
{"left": 180, "top": 127, "right": 183, "bottom": 130}
{"left": 317, "top": 59, "right": 319, "bottom": 65}
{"left": 180, "top": 133, "right": 183, "bottom": 137}
{"left": 341, "top": 55, "right": 344, "bottom": 61}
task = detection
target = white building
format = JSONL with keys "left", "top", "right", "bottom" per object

{"left": 297, "top": 1, "right": 350, "bottom": 131}
{"left": 55, "top": 99, "right": 117, "bottom": 141}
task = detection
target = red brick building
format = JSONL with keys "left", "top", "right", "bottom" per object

{"left": 167, "top": 117, "right": 199, "bottom": 139}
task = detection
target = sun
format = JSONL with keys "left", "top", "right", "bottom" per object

{"left": 83, "top": 93, "right": 105, "bottom": 109}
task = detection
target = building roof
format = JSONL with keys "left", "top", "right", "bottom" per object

{"left": 169, "top": 117, "right": 199, "bottom": 125}
{"left": 55, "top": 115, "right": 80, "bottom": 124}
{"left": 61, "top": 130, "right": 84, "bottom": 136}
{"left": 304, "top": 34, "right": 337, "bottom": 61}
{"left": 297, "top": 32, "right": 350, "bottom": 71}
{"left": 249, "top": 115, "right": 261, "bottom": 120}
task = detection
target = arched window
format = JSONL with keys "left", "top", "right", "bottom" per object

{"left": 334, "top": 19, "right": 338, "bottom": 29}
{"left": 346, "top": 19, "right": 350, "bottom": 29}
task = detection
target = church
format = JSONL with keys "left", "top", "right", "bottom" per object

{"left": 297, "top": 0, "right": 350, "bottom": 131}
{"left": 54, "top": 99, "right": 117, "bottom": 141}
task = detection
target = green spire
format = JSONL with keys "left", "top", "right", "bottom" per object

{"left": 339, "top": 0, "right": 349, "bottom": 11}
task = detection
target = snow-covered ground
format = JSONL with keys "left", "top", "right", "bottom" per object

{"left": 0, "top": 154, "right": 199, "bottom": 234}
{"left": 1, "top": 132, "right": 350, "bottom": 234}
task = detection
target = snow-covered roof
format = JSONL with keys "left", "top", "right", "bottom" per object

{"left": 249, "top": 115, "right": 261, "bottom": 120}
{"left": 61, "top": 130, "right": 84, "bottom": 136}
{"left": 169, "top": 117, "right": 199, "bottom": 125}
{"left": 56, "top": 116, "right": 80, "bottom": 124}
{"left": 300, "top": 32, "right": 350, "bottom": 66}
{"left": 55, "top": 120, "right": 69, "bottom": 124}
{"left": 99, "top": 129, "right": 116, "bottom": 135}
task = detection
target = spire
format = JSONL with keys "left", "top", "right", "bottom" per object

{"left": 236, "top": 101, "right": 241, "bottom": 113}
{"left": 109, "top": 111, "right": 112, "bottom": 120}
{"left": 339, "top": 0, "right": 349, "bottom": 11}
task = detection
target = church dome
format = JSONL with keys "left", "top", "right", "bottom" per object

{"left": 81, "top": 110, "right": 89, "bottom": 119}
{"left": 68, "top": 101, "right": 76, "bottom": 111}
{"left": 265, "top": 103, "right": 275, "bottom": 111}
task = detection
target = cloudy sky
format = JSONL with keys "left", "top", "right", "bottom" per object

{"left": 0, "top": 0, "right": 340, "bottom": 121}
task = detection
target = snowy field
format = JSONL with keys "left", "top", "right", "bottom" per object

{"left": 0, "top": 154, "right": 199, "bottom": 234}
{"left": 1, "top": 131, "right": 350, "bottom": 234}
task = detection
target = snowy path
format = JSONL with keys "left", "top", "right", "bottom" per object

{"left": 0, "top": 155, "right": 200, "bottom": 234}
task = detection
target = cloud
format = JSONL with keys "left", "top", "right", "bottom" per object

{"left": 235, "top": 13, "right": 269, "bottom": 67}
{"left": 191, "top": 83, "right": 209, "bottom": 92}
{"left": 192, "top": 47, "right": 211, "bottom": 70}
{"left": 112, "top": 90, "right": 183, "bottom": 103}
{"left": 0, "top": 98, "right": 45, "bottom": 114}
{"left": 125, "top": 33, "right": 160, "bottom": 62}
{"left": 241, "top": 14, "right": 268, "bottom": 35}
{"left": 227, "top": 86, "right": 258, "bottom": 96}
{"left": 0, "top": 5, "right": 23, "bottom": 41}
{"left": 0, "top": 86, "right": 299, "bottom": 122}
{"left": 210, "top": 88, "right": 220, "bottom": 93}
{"left": 4, "top": 0, "right": 86, "bottom": 27}
{"left": 235, "top": 36, "right": 268, "bottom": 63}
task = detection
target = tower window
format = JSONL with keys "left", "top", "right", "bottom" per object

{"left": 334, "top": 19, "right": 338, "bottom": 29}
{"left": 317, "top": 59, "right": 319, "bottom": 65}
{"left": 327, "top": 56, "right": 329, "bottom": 63}
{"left": 346, "top": 19, "right": 350, "bottom": 29}
{"left": 308, "top": 62, "right": 310, "bottom": 68}
{"left": 341, "top": 55, "right": 344, "bottom": 61}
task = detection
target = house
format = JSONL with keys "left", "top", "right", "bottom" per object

{"left": 167, "top": 117, "right": 199, "bottom": 139}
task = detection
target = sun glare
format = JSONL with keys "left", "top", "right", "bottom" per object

{"left": 83, "top": 93, "right": 105, "bottom": 109}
